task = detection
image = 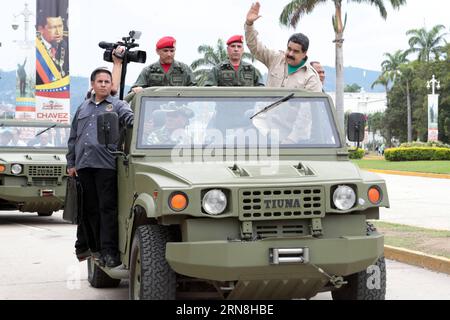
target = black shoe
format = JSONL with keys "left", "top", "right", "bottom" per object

{"left": 103, "top": 253, "right": 121, "bottom": 268}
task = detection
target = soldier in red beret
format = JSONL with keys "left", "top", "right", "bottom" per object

{"left": 131, "top": 36, "right": 195, "bottom": 93}
{"left": 205, "top": 34, "right": 263, "bottom": 87}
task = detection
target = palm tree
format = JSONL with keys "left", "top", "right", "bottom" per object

{"left": 380, "top": 50, "right": 409, "bottom": 82}
{"left": 191, "top": 39, "right": 258, "bottom": 85}
{"left": 370, "top": 73, "right": 390, "bottom": 146}
{"left": 380, "top": 50, "right": 413, "bottom": 142}
{"left": 279, "top": 0, "right": 407, "bottom": 131}
{"left": 406, "top": 24, "right": 448, "bottom": 62}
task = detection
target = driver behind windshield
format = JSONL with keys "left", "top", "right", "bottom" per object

{"left": 146, "top": 102, "right": 194, "bottom": 145}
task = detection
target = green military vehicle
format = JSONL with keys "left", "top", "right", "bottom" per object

{"left": 89, "top": 87, "right": 389, "bottom": 300}
{"left": 0, "top": 120, "right": 70, "bottom": 216}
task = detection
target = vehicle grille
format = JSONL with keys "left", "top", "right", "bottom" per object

{"left": 32, "top": 177, "right": 58, "bottom": 186}
{"left": 27, "top": 165, "right": 63, "bottom": 177}
{"left": 239, "top": 186, "right": 325, "bottom": 221}
{"left": 254, "top": 220, "right": 308, "bottom": 239}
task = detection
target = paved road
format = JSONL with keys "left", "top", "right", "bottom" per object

{"left": 377, "top": 173, "right": 450, "bottom": 230}
{"left": 0, "top": 210, "right": 449, "bottom": 300}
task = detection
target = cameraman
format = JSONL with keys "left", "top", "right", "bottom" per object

{"left": 131, "top": 36, "right": 195, "bottom": 93}
{"left": 67, "top": 67, "right": 133, "bottom": 268}
{"left": 85, "top": 48, "right": 123, "bottom": 99}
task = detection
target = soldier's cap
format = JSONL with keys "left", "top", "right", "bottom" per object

{"left": 226, "top": 35, "right": 244, "bottom": 46}
{"left": 90, "top": 67, "right": 112, "bottom": 81}
{"left": 156, "top": 36, "right": 176, "bottom": 50}
{"left": 160, "top": 102, "right": 194, "bottom": 119}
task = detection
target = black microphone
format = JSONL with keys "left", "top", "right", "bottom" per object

{"left": 98, "top": 41, "right": 116, "bottom": 49}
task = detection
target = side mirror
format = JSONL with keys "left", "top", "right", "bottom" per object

{"left": 97, "top": 112, "right": 119, "bottom": 146}
{"left": 347, "top": 113, "right": 366, "bottom": 143}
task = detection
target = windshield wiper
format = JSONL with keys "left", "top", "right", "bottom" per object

{"left": 250, "top": 93, "right": 295, "bottom": 120}
{"left": 35, "top": 124, "right": 57, "bottom": 137}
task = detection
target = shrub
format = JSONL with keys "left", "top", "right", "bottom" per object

{"left": 385, "top": 147, "right": 450, "bottom": 161}
{"left": 348, "top": 148, "right": 365, "bottom": 159}
{"left": 399, "top": 141, "right": 450, "bottom": 149}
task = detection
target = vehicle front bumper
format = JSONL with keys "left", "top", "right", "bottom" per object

{"left": 0, "top": 184, "right": 65, "bottom": 212}
{"left": 166, "top": 234, "right": 384, "bottom": 281}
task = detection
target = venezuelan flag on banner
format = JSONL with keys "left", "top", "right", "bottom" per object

{"left": 35, "top": 0, "right": 70, "bottom": 124}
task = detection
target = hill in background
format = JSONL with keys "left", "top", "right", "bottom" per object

{"left": 1, "top": 65, "right": 383, "bottom": 116}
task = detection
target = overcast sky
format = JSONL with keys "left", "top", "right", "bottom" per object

{"left": 0, "top": 0, "right": 449, "bottom": 85}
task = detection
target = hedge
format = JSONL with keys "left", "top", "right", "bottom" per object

{"left": 399, "top": 141, "right": 450, "bottom": 149}
{"left": 384, "top": 147, "right": 450, "bottom": 161}
{"left": 348, "top": 148, "right": 365, "bottom": 159}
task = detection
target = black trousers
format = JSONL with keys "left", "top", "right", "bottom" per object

{"left": 77, "top": 168, "right": 118, "bottom": 254}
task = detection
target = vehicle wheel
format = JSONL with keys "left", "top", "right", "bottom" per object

{"left": 87, "top": 257, "right": 121, "bottom": 288}
{"left": 37, "top": 211, "right": 53, "bottom": 217}
{"left": 129, "top": 224, "right": 176, "bottom": 300}
{"left": 331, "top": 256, "right": 386, "bottom": 300}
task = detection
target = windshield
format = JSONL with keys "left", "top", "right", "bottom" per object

{"left": 137, "top": 97, "right": 340, "bottom": 149}
{"left": 0, "top": 125, "right": 70, "bottom": 148}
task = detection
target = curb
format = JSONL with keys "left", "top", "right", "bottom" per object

{"left": 384, "top": 245, "right": 450, "bottom": 275}
{"left": 367, "top": 169, "right": 450, "bottom": 180}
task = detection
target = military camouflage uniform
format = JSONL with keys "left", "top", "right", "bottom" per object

{"left": 205, "top": 60, "right": 263, "bottom": 87}
{"left": 146, "top": 104, "right": 194, "bottom": 145}
{"left": 132, "top": 60, "right": 195, "bottom": 89}
{"left": 146, "top": 127, "right": 175, "bottom": 145}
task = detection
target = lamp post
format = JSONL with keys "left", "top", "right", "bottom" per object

{"left": 427, "top": 75, "right": 440, "bottom": 95}
{"left": 426, "top": 75, "right": 440, "bottom": 142}
{"left": 12, "top": 2, "right": 34, "bottom": 49}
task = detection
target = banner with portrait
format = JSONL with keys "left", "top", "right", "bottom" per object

{"left": 35, "top": 0, "right": 70, "bottom": 123}
{"left": 428, "top": 94, "right": 439, "bottom": 142}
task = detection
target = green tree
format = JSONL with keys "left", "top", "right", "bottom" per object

{"left": 190, "top": 39, "right": 258, "bottom": 86}
{"left": 406, "top": 24, "right": 448, "bottom": 62}
{"left": 384, "top": 50, "right": 450, "bottom": 144}
{"left": 279, "top": 0, "right": 407, "bottom": 132}
{"left": 379, "top": 50, "right": 414, "bottom": 142}
{"left": 380, "top": 50, "right": 409, "bottom": 82}
{"left": 344, "top": 83, "right": 361, "bottom": 92}
{"left": 367, "top": 112, "right": 390, "bottom": 151}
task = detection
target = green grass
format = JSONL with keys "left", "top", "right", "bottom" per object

{"left": 352, "top": 159, "right": 450, "bottom": 174}
{"left": 372, "top": 221, "right": 450, "bottom": 258}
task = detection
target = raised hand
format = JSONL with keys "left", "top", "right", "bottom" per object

{"left": 246, "top": 2, "right": 261, "bottom": 24}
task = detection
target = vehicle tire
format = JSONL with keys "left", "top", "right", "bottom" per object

{"left": 331, "top": 256, "right": 386, "bottom": 300}
{"left": 129, "top": 224, "right": 176, "bottom": 300}
{"left": 37, "top": 211, "right": 53, "bottom": 217}
{"left": 87, "top": 257, "right": 121, "bottom": 288}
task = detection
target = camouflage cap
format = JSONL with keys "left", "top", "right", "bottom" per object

{"left": 160, "top": 102, "right": 194, "bottom": 119}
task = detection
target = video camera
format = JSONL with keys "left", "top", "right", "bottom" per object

{"left": 99, "top": 30, "right": 146, "bottom": 64}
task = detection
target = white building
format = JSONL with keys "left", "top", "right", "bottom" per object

{"left": 328, "top": 90, "right": 388, "bottom": 147}
{"left": 327, "top": 89, "right": 387, "bottom": 114}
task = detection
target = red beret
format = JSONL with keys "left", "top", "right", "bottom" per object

{"left": 226, "top": 35, "right": 244, "bottom": 46}
{"left": 156, "top": 36, "right": 176, "bottom": 49}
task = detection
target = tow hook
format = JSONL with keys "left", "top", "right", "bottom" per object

{"left": 310, "top": 263, "right": 348, "bottom": 288}
{"left": 329, "top": 276, "right": 347, "bottom": 289}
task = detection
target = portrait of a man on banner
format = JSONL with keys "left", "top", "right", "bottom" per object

{"left": 35, "top": 0, "right": 71, "bottom": 124}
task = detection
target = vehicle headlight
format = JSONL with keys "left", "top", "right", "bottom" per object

{"left": 11, "top": 164, "right": 23, "bottom": 175}
{"left": 202, "top": 189, "right": 227, "bottom": 215}
{"left": 333, "top": 185, "right": 356, "bottom": 210}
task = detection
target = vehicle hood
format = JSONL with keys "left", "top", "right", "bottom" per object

{"left": 0, "top": 152, "right": 67, "bottom": 164}
{"left": 134, "top": 160, "right": 381, "bottom": 188}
